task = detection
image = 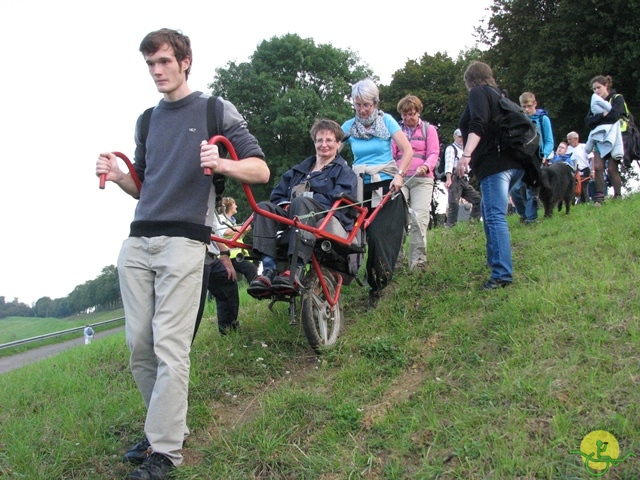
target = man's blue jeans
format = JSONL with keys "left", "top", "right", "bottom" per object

{"left": 480, "top": 168, "right": 524, "bottom": 283}
{"left": 510, "top": 178, "right": 538, "bottom": 222}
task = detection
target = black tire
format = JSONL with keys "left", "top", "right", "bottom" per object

{"left": 300, "top": 267, "right": 342, "bottom": 349}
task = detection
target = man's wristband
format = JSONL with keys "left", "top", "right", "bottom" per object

{"left": 219, "top": 250, "right": 231, "bottom": 256}
{"left": 461, "top": 154, "right": 471, "bottom": 158}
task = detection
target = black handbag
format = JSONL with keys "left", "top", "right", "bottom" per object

{"left": 622, "top": 115, "right": 640, "bottom": 167}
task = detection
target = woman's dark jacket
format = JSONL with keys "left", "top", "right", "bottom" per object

{"left": 270, "top": 154, "right": 358, "bottom": 230}
{"left": 458, "top": 85, "right": 522, "bottom": 183}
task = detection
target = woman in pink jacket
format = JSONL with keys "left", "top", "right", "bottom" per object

{"left": 391, "top": 95, "right": 440, "bottom": 270}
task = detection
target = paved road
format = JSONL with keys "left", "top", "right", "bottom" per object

{"left": 0, "top": 326, "right": 125, "bottom": 375}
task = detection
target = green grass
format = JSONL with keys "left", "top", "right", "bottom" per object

{"left": 0, "top": 309, "right": 124, "bottom": 358}
{"left": 2, "top": 196, "right": 640, "bottom": 479}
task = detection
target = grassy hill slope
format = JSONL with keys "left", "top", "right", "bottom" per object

{"left": 0, "top": 309, "right": 124, "bottom": 358}
{"left": 1, "top": 195, "right": 639, "bottom": 479}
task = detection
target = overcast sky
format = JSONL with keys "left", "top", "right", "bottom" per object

{"left": 0, "top": 0, "right": 493, "bottom": 305}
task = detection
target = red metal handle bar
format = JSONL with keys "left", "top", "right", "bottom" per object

{"left": 208, "top": 136, "right": 299, "bottom": 229}
{"left": 210, "top": 213, "right": 254, "bottom": 250}
{"left": 310, "top": 254, "right": 343, "bottom": 308}
{"left": 204, "top": 134, "right": 235, "bottom": 176}
{"left": 362, "top": 189, "right": 395, "bottom": 229}
{"left": 208, "top": 135, "right": 392, "bottom": 248}
{"left": 98, "top": 152, "right": 142, "bottom": 193}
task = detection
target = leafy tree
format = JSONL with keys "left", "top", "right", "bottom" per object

{"left": 1, "top": 265, "right": 121, "bottom": 319}
{"left": 33, "top": 296, "right": 54, "bottom": 318}
{"left": 209, "top": 34, "right": 373, "bottom": 221}
{"left": 64, "top": 265, "right": 121, "bottom": 315}
{"left": 0, "top": 297, "right": 32, "bottom": 318}
{"left": 92, "top": 265, "right": 121, "bottom": 312}
{"left": 478, "top": 0, "right": 640, "bottom": 143}
{"left": 51, "top": 297, "right": 73, "bottom": 318}
{"left": 380, "top": 50, "right": 484, "bottom": 142}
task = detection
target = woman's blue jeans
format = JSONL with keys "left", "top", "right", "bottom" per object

{"left": 480, "top": 168, "right": 524, "bottom": 283}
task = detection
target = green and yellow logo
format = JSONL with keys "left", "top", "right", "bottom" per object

{"left": 570, "top": 430, "right": 635, "bottom": 476}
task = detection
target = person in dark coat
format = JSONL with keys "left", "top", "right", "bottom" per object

{"left": 457, "top": 61, "right": 525, "bottom": 290}
{"left": 248, "top": 119, "right": 358, "bottom": 297}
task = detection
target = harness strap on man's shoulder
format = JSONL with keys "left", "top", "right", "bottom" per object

{"left": 138, "top": 95, "right": 222, "bottom": 145}
{"left": 139, "top": 106, "right": 154, "bottom": 144}
{"left": 137, "top": 95, "right": 227, "bottom": 192}
{"left": 206, "top": 95, "right": 224, "bottom": 139}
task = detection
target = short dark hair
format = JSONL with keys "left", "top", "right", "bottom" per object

{"left": 310, "top": 119, "right": 344, "bottom": 142}
{"left": 139, "top": 28, "right": 192, "bottom": 79}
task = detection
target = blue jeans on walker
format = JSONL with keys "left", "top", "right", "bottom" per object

{"left": 509, "top": 178, "right": 538, "bottom": 222}
{"left": 481, "top": 168, "right": 524, "bottom": 283}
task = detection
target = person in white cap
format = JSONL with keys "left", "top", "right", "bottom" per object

{"left": 444, "top": 129, "right": 481, "bottom": 226}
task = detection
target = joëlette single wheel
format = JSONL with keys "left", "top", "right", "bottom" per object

{"left": 300, "top": 266, "right": 342, "bottom": 350}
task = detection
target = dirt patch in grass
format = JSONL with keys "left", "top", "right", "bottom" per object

{"left": 183, "top": 316, "right": 442, "bottom": 471}
{"left": 182, "top": 351, "right": 324, "bottom": 466}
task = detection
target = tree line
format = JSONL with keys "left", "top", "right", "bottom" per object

{"left": 4, "top": 0, "right": 636, "bottom": 318}
{"left": 214, "top": 0, "right": 639, "bottom": 222}
{"left": 0, "top": 266, "right": 121, "bottom": 319}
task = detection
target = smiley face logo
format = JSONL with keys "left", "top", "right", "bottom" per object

{"left": 570, "top": 430, "right": 635, "bottom": 476}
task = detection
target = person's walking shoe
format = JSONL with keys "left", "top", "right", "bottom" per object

{"left": 483, "top": 278, "right": 512, "bottom": 290}
{"left": 129, "top": 452, "right": 174, "bottom": 480}
{"left": 247, "top": 269, "right": 276, "bottom": 298}
{"left": 367, "top": 290, "right": 380, "bottom": 310}
{"left": 218, "top": 320, "right": 239, "bottom": 336}
{"left": 593, "top": 194, "right": 605, "bottom": 207}
{"left": 411, "top": 261, "right": 427, "bottom": 272}
{"left": 123, "top": 438, "right": 151, "bottom": 464}
{"left": 272, "top": 269, "right": 303, "bottom": 295}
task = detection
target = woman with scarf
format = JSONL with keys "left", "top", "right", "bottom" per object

{"left": 342, "top": 79, "right": 413, "bottom": 308}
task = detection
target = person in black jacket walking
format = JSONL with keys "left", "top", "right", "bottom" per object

{"left": 457, "top": 61, "right": 525, "bottom": 290}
